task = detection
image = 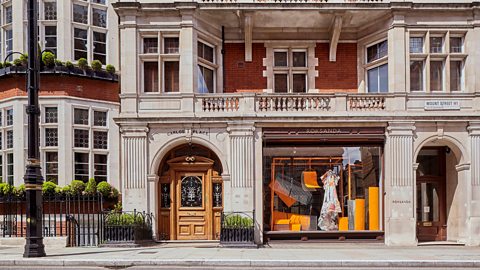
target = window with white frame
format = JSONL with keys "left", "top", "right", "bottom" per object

{"left": 365, "top": 40, "right": 388, "bottom": 93}
{"left": 6, "top": 153, "right": 13, "bottom": 185}
{"left": 72, "top": 0, "right": 108, "bottom": 63}
{"left": 5, "top": 29, "right": 12, "bottom": 61}
{"left": 42, "top": 107, "right": 58, "bottom": 183}
{"left": 409, "top": 31, "right": 466, "bottom": 92}
{"left": 197, "top": 41, "right": 216, "bottom": 93}
{"left": 0, "top": 108, "right": 14, "bottom": 184}
{"left": 73, "top": 107, "right": 109, "bottom": 183}
{"left": 45, "top": 152, "right": 58, "bottom": 183}
{"left": 271, "top": 49, "right": 308, "bottom": 93}
{"left": 140, "top": 35, "right": 180, "bottom": 93}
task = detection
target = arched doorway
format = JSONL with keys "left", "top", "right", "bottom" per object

{"left": 156, "top": 144, "right": 223, "bottom": 241}
{"left": 415, "top": 143, "right": 463, "bottom": 242}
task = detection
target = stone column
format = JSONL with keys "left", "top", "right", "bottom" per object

{"left": 120, "top": 125, "right": 149, "bottom": 212}
{"left": 227, "top": 123, "right": 255, "bottom": 212}
{"left": 467, "top": 121, "right": 480, "bottom": 246}
{"left": 388, "top": 11, "right": 407, "bottom": 110}
{"left": 385, "top": 122, "right": 417, "bottom": 246}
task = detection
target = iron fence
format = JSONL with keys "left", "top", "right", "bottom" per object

{"left": 220, "top": 211, "right": 255, "bottom": 244}
{"left": 102, "top": 210, "right": 153, "bottom": 245}
{"left": 0, "top": 193, "right": 106, "bottom": 246}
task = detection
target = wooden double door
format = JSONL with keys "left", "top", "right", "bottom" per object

{"left": 158, "top": 156, "right": 223, "bottom": 241}
{"left": 416, "top": 148, "right": 447, "bottom": 242}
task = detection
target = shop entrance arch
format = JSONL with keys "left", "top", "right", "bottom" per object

{"left": 156, "top": 144, "right": 224, "bottom": 241}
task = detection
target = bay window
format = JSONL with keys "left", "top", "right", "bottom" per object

{"left": 365, "top": 40, "right": 388, "bottom": 93}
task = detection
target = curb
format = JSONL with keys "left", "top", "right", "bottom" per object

{"left": 1, "top": 259, "right": 480, "bottom": 268}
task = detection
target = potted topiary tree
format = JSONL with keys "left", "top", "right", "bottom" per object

{"left": 42, "top": 51, "right": 56, "bottom": 72}
{"left": 105, "top": 64, "right": 118, "bottom": 80}
{"left": 91, "top": 60, "right": 109, "bottom": 79}
{"left": 77, "top": 58, "right": 91, "bottom": 76}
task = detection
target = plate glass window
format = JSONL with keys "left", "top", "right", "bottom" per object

{"left": 410, "top": 37, "right": 423, "bottom": 53}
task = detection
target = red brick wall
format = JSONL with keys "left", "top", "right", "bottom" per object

{"left": 224, "top": 43, "right": 266, "bottom": 93}
{"left": 0, "top": 75, "right": 119, "bottom": 102}
{"left": 316, "top": 43, "right": 358, "bottom": 93}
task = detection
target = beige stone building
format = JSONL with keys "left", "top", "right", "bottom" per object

{"left": 113, "top": 0, "right": 480, "bottom": 246}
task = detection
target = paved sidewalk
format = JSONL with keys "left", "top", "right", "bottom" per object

{"left": 0, "top": 242, "right": 480, "bottom": 269}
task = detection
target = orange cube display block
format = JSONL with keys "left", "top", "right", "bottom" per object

{"left": 290, "top": 224, "right": 301, "bottom": 231}
{"left": 339, "top": 217, "right": 348, "bottom": 231}
{"left": 354, "top": 199, "right": 365, "bottom": 231}
{"left": 368, "top": 187, "right": 379, "bottom": 231}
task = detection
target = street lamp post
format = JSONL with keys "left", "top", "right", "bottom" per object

{"left": 23, "top": 0, "right": 46, "bottom": 258}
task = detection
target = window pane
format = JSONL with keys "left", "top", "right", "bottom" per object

{"left": 6, "top": 30, "right": 13, "bottom": 61}
{"left": 0, "top": 155, "right": 3, "bottom": 182}
{"left": 144, "top": 62, "right": 159, "bottom": 92}
{"left": 430, "top": 37, "right": 443, "bottom": 53}
{"left": 44, "top": 2, "right": 57, "bottom": 20}
{"left": 74, "top": 153, "right": 89, "bottom": 182}
{"left": 198, "top": 42, "right": 214, "bottom": 63}
{"left": 367, "top": 68, "right": 379, "bottom": 93}
{"left": 93, "top": 131, "right": 108, "bottom": 149}
{"left": 292, "top": 52, "right": 306, "bottom": 67}
{"left": 164, "top": 61, "right": 179, "bottom": 92}
{"left": 410, "top": 37, "right": 423, "bottom": 53}
{"left": 74, "top": 28, "right": 88, "bottom": 60}
{"left": 6, "top": 130, "right": 13, "bottom": 149}
{"left": 430, "top": 61, "right": 443, "bottom": 91}
{"left": 94, "top": 154, "right": 108, "bottom": 183}
{"left": 74, "top": 108, "right": 89, "bottom": 125}
{"left": 143, "top": 38, "right": 158, "bottom": 54}
{"left": 274, "top": 52, "right": 288, "bottom": 67}
{"left": 45, "top": 152, "right": 58, "bottom": 184}
{"left": 7, "top": 153, "right": 13, "bottom": 185}
{"left": 367, "top": 40, "right": 387, "bottom": 63}
{"left": 274, "top": 74, "right": 288, "bottom": 93}
{"left": 292, "top": 74, "right": 306, "bottom": 93}
{"left": 410, "top": 61, "right": 424, "bottom": 91}
{"left": 73, "top": 4, "right": 88, "bottom": 24}
{"left": 45, "top": 26, "right": 57, "bottom": 55}
{"left": 164, "top": 37, "right": 179, "bottom": 54}
{"left": 93, "top": 111, "right": 107, "bottom": 126}
{"left": 74, "top": 129, "right": 89, "bottom": 148}
{"left": 6, "top": 109, "right": 13, "bottom": 126}
{"left": 45, "top": 107, "right": 58, "bottom": 123}
{"left": 0, "top": 133, "right": 2, "bottom": 150}
{"left": 378, "top": 40, "right": 388, "bottom": 59}
{"left": 93, "top": 31, "right": 106, "bottom": 64}
{"left": 450, "top": 61, "right": 462, "bottom": 92}
{"left": 92, "top": 0, "right": 106, "bottom": 4}
{"left": 45, "top": 128, "right": 58, "bottom": 147}
{"left": 379, "top": 64, "right": 388, "bottom": 93}
{"left": 198, "top": 66, "right": 214, "bottom": 93}
{"left": 92, "top": 8, "right": 107, "bottom": 28}
{"left": 450, "top": 37, "right": 463, "bottom": 53}
{"left": 5, "top": 6, "right": 12, "bottom": 24}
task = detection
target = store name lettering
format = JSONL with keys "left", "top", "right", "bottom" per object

{"left": 167, "top": 129, "right": 209, "bottom": 136}
{"left": 305, "top": 128, "right": 344, "bottom": 134}
{"left": 392, "top": 200, "right": 411, "bottom": 204}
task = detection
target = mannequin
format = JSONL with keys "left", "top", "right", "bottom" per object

{"left": 318, "top": 169, "right": 341, "bottom": 231}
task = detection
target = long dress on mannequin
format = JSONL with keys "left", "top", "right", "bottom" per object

{"left": 318, "top": 169, "right": 342, "bottom": 231}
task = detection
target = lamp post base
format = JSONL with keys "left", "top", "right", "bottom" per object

{"left": 23, "top": 237, "right": 46, "bottom": 258}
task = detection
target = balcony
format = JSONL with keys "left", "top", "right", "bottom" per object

{"left": 133, "top": 92, "right": 480, "bottom": 121}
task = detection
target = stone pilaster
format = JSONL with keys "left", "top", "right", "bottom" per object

{"left": 227, "top": 123, "right": 255, "bottom": 213}
{"left": 120, "top": 125, "right": 149, "bottom": 212}
{"left": 385, "top": 121, "right": 417, "bottom": 246}
{"left": 179, "top": 8, "right": 196, "bottom": 93}
{"left": 467, "top": 122, "right": 480, "bottom": 245}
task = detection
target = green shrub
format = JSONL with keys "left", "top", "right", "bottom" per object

{"left": 61, "top": 185, "right": 72, "bottom": 195}
{"left": 20, "top": 54, "right": 28, "bottom": 65}
{"left": 97, "top": 181, "right": 112, "bottom": 198}
{"left": 105, "top": 212, "right": 145, "bottom": 226}
{"left": 91, "top": 60, "right": 102, "bottom": 71}
{"left": 0, "top": 183, "right": 14, "bottom": 196}
{"left": 0, "top": 62, "right": 3, "bottom": 69}
{"left": 85, "top": 178, "right": 97, "bottom": 194}
{"left": 13, "top": 58, "right": 23, "bottom": 66}
{"left": 54, "top": 59, "right": 63, "bottom": 66}
{"left": 4, "top": 61, "right": 12, "bottom": 67}
{"left": 77, "top": 58, "right": 88, "bottom": 70}
{"left": 71, "top": 180, "right": 86, "bottom": 195}
{"left": 111, "top": 187, "right": 119, "bottom": 199}
{"left": 15, "top": 184, "right": 26, "bottom": 196}
{"left": 223, "top": 214, "right": 253, "bottom": 229}
{"left": 105, "top": 64, "right": 115, "bottom": 74}
{"left": 42, "top": 181, "right": 57, "bottom": 196}
{"left": 65, "top": 61, "right": 74, "bottom": 69}
{"left": 42, "top": 51, "right": 56, "bottom": 67}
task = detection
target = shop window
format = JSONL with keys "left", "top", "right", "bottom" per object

{"left": 410, "top": 60, "right": 424, "bottom": 92}
{"left": 74, "top": 152, "right": 89, "bottom": 182}
{"left": 409, "top": 37, "right": 424, "bottom": 53}
{"left": 450, "top": 37, "right": 463, "bottom": 53}
{"left": 45, "top": 128, "right": 58, "bottom": 147}
{"left": 93, "top": 111, "right": 107, "bottom": 126}
{"left": 93, "top": 131, "right": 108, "bottom": 149}
{"left": 74, "top": 129, "right": 89, "bottom": 148}
{"left": 94, "top": 154, "right": 107, "bottom": 183}
{"left": 45, "top": 152, "right": 58, "bottom": 184}
{"left": 73, "top": 28, "right": 88, "bottom": 60}
{"left": 73, "top": 4, "right": 88, "bottom": 24}
{"left": 74, "top": 108, "right": 89, "bottom": 125}
{"left": 430, "top": 36, "right": 444, "bottom": 53}
{"left": 263, "top": 146, "right": 382, "bottom": 232}
{"left": 367, "top": 40, "right": 387, "bottom": 63}
{"left": 367, "top": 64, "right": 388, "bottom": 93}
{"left": 144, "top": 62, "right": 158, "bottom": 92}
{"left": 7, "top": 153, "right": 13, "bottom": 185}
{"left": 143, "top": 38, "right": 158, "bottom": 54}
{"left": 44, "top": 26, "right": 57, "bottom": 57}
{"left": 430, "top": 61, "right": 444, "bottom": 91}
{"left": 45, "top": 107, "right": 58, "bottom": 123}
{"left": 450, "top": 60, "right": 463, "bottom": 92}
{"left": 44, "top": 1, "right": 57, "bottom": 21}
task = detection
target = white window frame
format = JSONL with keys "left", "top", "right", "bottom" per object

{"left": 364, "top": 39, "right": 388, "bottom": 93}
{"left": 272, "top": 48, "right": 309, "bottom": 93}
{"left": 197, "top": 39, "right": 217, "bottom": 94}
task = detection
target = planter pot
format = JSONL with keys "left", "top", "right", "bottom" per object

{"left": 103, "top": 225, "right": 152, "bottom": 244}
{"left": 54, "top": 66, "right": 69, "bottom": 73}
{"left": 220, "top": 227, "right": 255, "bottom": 243}
{"left": 93, "top": 70, "right": 110, "bottom": 79}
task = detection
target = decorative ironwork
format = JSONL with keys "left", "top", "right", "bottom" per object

{"left": 180, "top": 176, "right": 202, "bottom": 207}
{"left": 213, "top": 183, "right": 222, "bottom": 208}
{"left": 160, "top": 183, "right": 171, "bottom": 208}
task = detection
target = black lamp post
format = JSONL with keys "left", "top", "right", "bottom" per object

{"left": 23, "top": 0, "right": 46, "bottom": 258}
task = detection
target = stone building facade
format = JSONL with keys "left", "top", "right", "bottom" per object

{"left": 111, "top": 0, "right": 480, "bottom": 246}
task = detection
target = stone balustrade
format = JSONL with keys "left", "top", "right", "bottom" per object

{"left": 348, "top": 95, "right": 386, "bottom": 111}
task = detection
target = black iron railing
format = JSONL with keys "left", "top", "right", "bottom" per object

{"left": 102, "top": 210, "right": 153, "bottom": 245}
{"left": 220, "top": 211, "right": 255, "bottom": 244}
